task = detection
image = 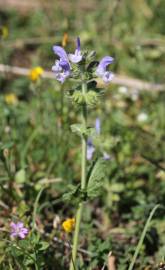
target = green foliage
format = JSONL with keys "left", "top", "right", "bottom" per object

{"left": 87, "top": 158, "right": 107, "bottom": 198}
{"left": 0, "top": 0, "right": 165, "bottom": 269}
{"left": 62, "top": 184, "right": 81, "bottom": 202}
{"left": 71, "top": 89, "right": 99, "bottom": 106}
{"left": 1, "top": 231, "right": 49, "bottom": 269}
{"left": 71, "top": 123, "right": 95, "bottom": 138}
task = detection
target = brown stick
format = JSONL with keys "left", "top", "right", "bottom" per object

{"left": 0, "top": 64, "right": 164, "bottom": 92}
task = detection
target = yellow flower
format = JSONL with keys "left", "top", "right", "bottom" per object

{"left": 29, "top": 66, "right": 44, "bottom": 82}
{"left": 62, "top": 218, "right": 75, "bottom": 233}
{"left": 5, "top": 93, "right": 18, "bottom": 105}
{"left": 0, "top": 26, "right": 9, "bottom": 39}
{"left": 62, "top": 33, "right": 69, "bottom": 47}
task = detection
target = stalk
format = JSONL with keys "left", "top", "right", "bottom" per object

{"left": 128, "top": 204, "right": 160, "bottom": 270}
{"left": 69, "top": 81, "right": 87, "bottom": 270}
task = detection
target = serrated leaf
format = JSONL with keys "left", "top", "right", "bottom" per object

{"left": 62, "top": 184, "right": 80, "bottom": 201}
{"left": 72, "top": 91, "right": 84, "bottom": 104}
{"left": 70, "top": 124, "right": 86, "bottom": 136}
{"left": 85, "top": 91, "right": 99, "bottom": 106}
{"left": 87, "top": 158, "right": 107, "bottom": 198}
{"left": 71, "top": 124, "right": 94, "bottom": 137}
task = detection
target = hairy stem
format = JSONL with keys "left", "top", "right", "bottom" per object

{"left": 69, "top": 81, "right": 87, "bottom": 270}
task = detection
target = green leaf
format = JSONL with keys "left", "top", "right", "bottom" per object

{"left": 38, "top": 241, "right": 49, "bottom": 251}
{"left": 0, "top": 142, "right": 13, "bottom": 151}
{"left": 111, "top": 183, "right": 125, "bottom": 192}
{"left": 72, "top": 91, "right": 84, "bottom": 104}
{"left": 85, "top": 90, "right": 99, "bottom": 106}
{"left": 9, "top": 263, "right": 14, "bottom": 270}
{"left": 15, "top": 169, "right": 26, "bottom": 184}
{"left": 87, "top": 158, "right": 107, "bottom": 198}
{"left": 71, "top": 124, "right": 95, "bottom": 137}
{"left": 70, "top": 124, "right": 86, "bottom": 136}
{"left": 0, "top": 254, "right": 5, "bottom": 264}
{"left": 62, "top": 184, "right": 81, "bottom": 201}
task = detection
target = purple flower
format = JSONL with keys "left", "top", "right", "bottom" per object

{"left": 69, "top": 37, "right": 82, "bottom": 63}
{"left": 53, "top": 46, "right": 68, "bottom": 61}
{"left": 87, "top": 118, "right": 100, "bottom": 160}
{"left": 87, "top": 139, "right": 95, "bottom": 160}
{"left": 52, "top": 46, "right": 71, "bottom": 83}
{"left": 10, "top": 222, "right": 29, "bottom": 239}
{"left": 103, "top": 152, "right": 111, "bottom": 160}
{"left": 95, "top": 118, "right": 101, "bottom": 135}
{"left": 96, "top": 56, "right": 114, "bottom": 84}
{"left": 52, "top": 59, "right": 71, "bottom": 83}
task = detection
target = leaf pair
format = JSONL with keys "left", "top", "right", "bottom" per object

{"left": 63, "top": 158, "right": 107, "bottom": 202}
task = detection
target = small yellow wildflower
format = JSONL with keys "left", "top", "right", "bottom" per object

{"left": 62, "top": 218, "right": 75, "bottom": 233}
{"left": 62, "top": 33, "right": 69, "bottom": 47}
{"left": 0, "top": 26, "right": 9, "bottom": 39}
{"left": 29, "top": 66, "right": 44, "bottom": 82}
{"left": 5, "top": 93, "right": 18, "bottom": 105}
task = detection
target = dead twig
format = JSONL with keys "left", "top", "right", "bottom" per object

{"left": 101, "top": 251, "right": 114, "bottom": 270}
{"left": 3, "top": 37, "right": 57, "bottom": 48}
{"left": 0, "top": 64, "right": 164, "bottom": 92}
{"left": 108, "top": 252, "right": 116, "bottom": 270}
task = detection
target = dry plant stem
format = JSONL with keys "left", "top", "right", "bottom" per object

{"left": 69, "top": 82, "right": 87, "bottom": 270}
{"left": 0, "top": 64, "right": 164, "bottom": 92}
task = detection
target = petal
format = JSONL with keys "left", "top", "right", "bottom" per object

{"left": 69, "top": 52, "right": 82, "bottom": 63}
{"left": 53, "top": 46, "right": 68, "bottom": 60}
{"left": 55, "top": 72, "right": 69, "bottom": 84}
{"left": 10, "top": 232, "right": 18, "bottom": 237}
{"left": 52, "top": 60, "right": 62, "bottom": 73}
{"left": 59, "top": 59, "right": 70, "bottom": 72}
{"left": 87, "top": 145, "right": 95, "bottom": 160}
{"left": 76, "top": 37, "right": 81, "bottom": 51}
{"left": 52, "top": 60, "right": 71, "bottom": 83}
{"left": 10, "top": 222, "right": 17, "bottom": 229}
{"left": 18, "top": 232, "right": 26, "bottom": 239}
{"left": 96, "top": 66, "right": 105, "bottom": 77}
{"left": 87, "top": 138, "right": 93, "bottom": 147}
{"left": 102, "top": 72, "right": 114, "bottom": 84}
{"left": 98, "top": 56, "right": 114, "bottom": 70}
{"left": 17, "top": 222, "right": 24, "bottom": 228}
{"left": 95, "top": 118, "right": 101, "bottom": 135}
{"left": 58, "top": 76, "right": 66, "bottom": 83}
{"left": 21, "top": 228, "right": 28, "bottom": 234}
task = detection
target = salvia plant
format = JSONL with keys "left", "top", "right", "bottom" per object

{"left": 52, "top": 37, "right": 114, "bottom": 270}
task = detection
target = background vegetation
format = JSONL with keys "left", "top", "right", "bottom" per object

{"left": 0, "top": 0, "right": 165, "bottom": 269}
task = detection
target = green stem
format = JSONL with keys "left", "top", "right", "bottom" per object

{"left": 21, "top": 128, "right": 39, "bottom": 168}
{"left": 32, "top": 187, "right": 45, "bottom": 231}
{"left": 128, "top": 204, "right": 160, "bottom": 270}
{"left": 69, "top": 81, "right": 87, "bottom": 270}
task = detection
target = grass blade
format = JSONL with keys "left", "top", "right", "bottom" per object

{"left": 128, "top": 204, "right": 160, "bottom": 270}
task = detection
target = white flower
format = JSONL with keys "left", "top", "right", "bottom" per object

{"left": 118, "top": 86, "right": 128, "bottom": 94}
{"left": 137, "top": 112, "right": 148, "bottom": 122}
